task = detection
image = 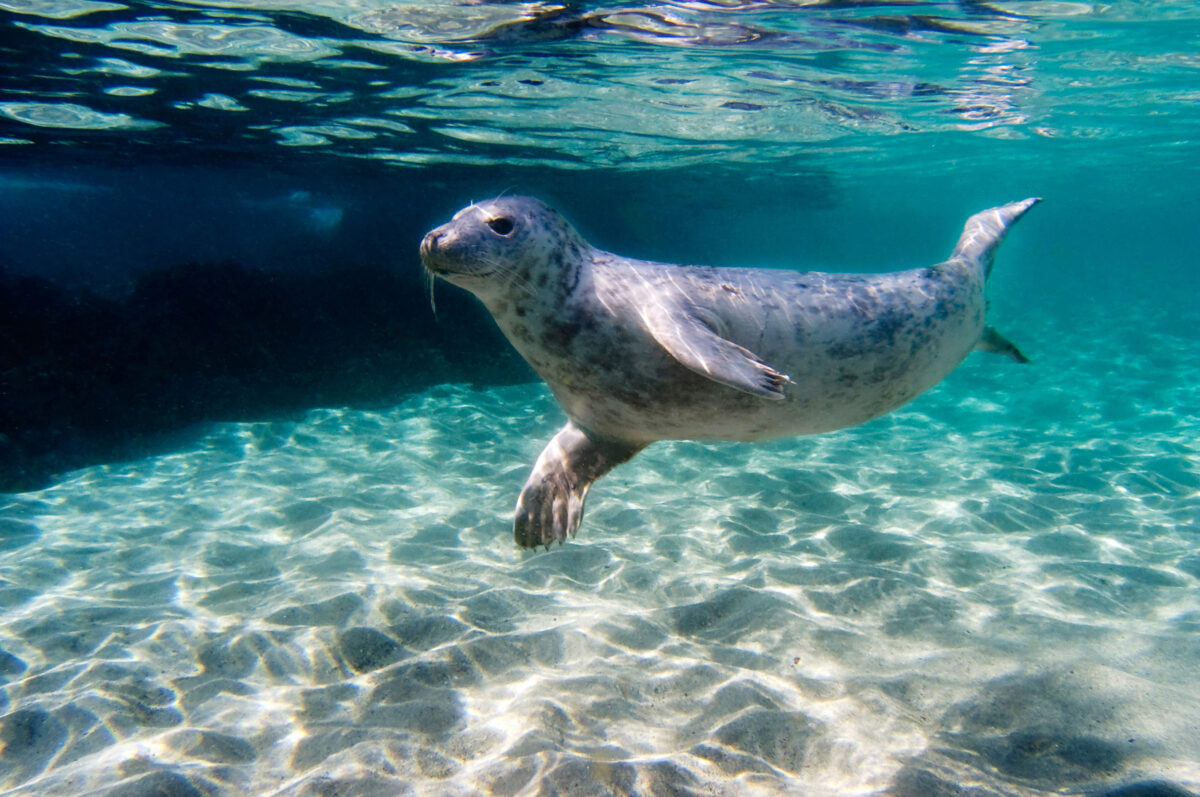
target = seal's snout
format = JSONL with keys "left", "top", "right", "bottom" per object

{"left": 420, "top": 228, "right": 447, "bottom": 272}
{"left": 420, "top": 223, "right": 478, "bottom": 280}
{"left": 420, "top": 229, "right": 440, "bottom": 257}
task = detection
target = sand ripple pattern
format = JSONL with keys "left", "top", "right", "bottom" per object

{"left": 0, "top": 305, "right": 1199, "bottom": 795}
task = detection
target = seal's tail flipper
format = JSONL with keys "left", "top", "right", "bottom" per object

{"left": 514, "top": 422, "right": 642, "bottom": 549}
{"left": 976, "top": 325, "right": 1030, "bottom": 364}
{"left": 951, "top": 197, "right": 1041, "bottom": 279}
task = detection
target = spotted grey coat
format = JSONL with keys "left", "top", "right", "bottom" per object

{"left": 420, "top": 196, "right": 1037, "bottom": 548}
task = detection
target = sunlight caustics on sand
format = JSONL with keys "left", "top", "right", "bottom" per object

{"left": 1, "top": 304, "right": 1198, "bottom": 795}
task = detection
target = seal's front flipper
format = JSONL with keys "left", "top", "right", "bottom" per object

{"left": 515, "top": 422, "right": 642, "bottom": 549}
{"left": 977, "top": 325, "right": 1030, "bottom": 364}
{"left": 642, "top": 302, "right": 790, "bottom": 400}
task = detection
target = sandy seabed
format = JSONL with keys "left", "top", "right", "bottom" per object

{"left": 1, "top": 310, "right": 1199, "bottom": 796}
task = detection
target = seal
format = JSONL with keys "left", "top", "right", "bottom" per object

{"left": 419, "top": 196, "right": 1038, "bottom": 548}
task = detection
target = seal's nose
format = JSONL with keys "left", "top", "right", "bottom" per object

{"left": 420, "top": 230, "right": 442, "bottom": 261}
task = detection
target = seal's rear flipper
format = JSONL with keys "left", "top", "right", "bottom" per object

{"left": 515, "top": 422, "right": 642, "bottom": 549}
{"left": 977, "top": 325, "right": 1030, "bottom": 364}
{"left": 951, "top": 197, "right": 1040, "bottom": 278}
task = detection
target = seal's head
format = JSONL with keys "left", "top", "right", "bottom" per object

{"left": 420, "top": 196, "right": 588, "bottom": 300}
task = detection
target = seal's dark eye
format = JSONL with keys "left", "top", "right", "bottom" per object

{"left": 487, "top": 217, "right": 514, "bottom": 236}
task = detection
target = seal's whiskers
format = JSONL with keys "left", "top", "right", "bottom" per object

{"left": 423, "top": 265, "right": 438, "bottom": 319}
{"left": 477, "top": 255, "right": 543, "bottom": 301}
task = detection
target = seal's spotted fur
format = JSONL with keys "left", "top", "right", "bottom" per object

{"left": 420, "top": 196, "right": 1038, "bottom": 548}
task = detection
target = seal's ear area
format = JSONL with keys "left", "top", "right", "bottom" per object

{"left": 515, "top": 423, "right": 642, "bottom": 549}
{"left": 976, "top": 325, "right": 1030, "bottom": 364}
{"left": 641, "top": 301, "right": 791, "bottom": 400}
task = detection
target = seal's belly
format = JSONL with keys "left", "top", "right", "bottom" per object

{"left": 555, "top": 327, "right": 976, "bottom": 444}
{"left": 546, "top": 271, "right": 985, "bottom": 444}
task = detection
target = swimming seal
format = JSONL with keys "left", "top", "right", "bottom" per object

{"left": 419, "top": 196, "right": 1038, "bottom": 548}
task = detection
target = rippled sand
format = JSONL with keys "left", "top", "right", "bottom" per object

{"left": 1, "top": 309, "right": 1198, "bottom": 796}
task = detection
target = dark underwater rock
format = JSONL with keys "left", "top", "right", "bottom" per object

{"left": 0, "top": 263, "right": 531, "bottom": 492}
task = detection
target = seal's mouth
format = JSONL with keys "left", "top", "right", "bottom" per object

{"left": 419, "top": 232, "right": 470, "bottom": 278}
{"left": 420, "top": 229, "right": 502, "bottom": 281}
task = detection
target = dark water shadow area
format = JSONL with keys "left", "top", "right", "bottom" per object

{"left": 0, "top": 263, "right": 533, "bottom": 492}
{"left": 0, "top": 159, "right": 844, "bottom": 495}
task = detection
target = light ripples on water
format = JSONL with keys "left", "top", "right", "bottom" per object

{"left": 2, "top": 1, "right": 1198, "bottom": 169}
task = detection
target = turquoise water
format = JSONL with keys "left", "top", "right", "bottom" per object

{"left": 2, "top": 1, "right": 1200, "bottom": 795}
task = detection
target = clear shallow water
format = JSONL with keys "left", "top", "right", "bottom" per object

{"left": 1, "top": 299, "right": 1199, "bottom": 795}
{"left": 2, "top": 0, "right": 1200, "bottom": 795}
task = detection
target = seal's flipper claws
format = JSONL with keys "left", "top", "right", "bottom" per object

{"left": 514, "top": 422, "right": 642, "bottom": 549}
{"left": 642, "top": 302, "right": 789, "bottom": 400}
